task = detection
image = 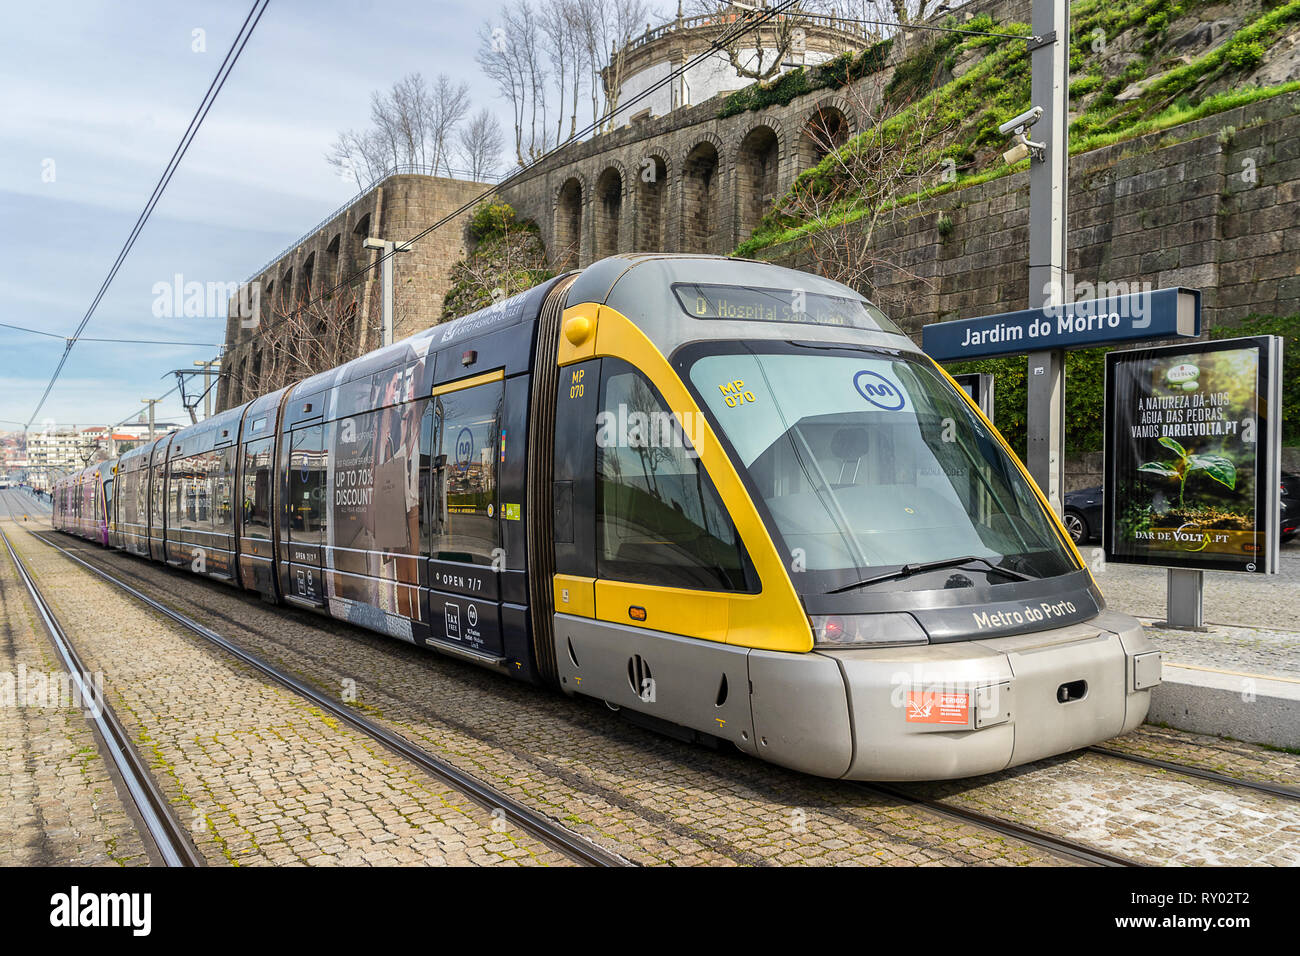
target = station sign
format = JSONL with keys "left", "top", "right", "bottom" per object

{"left": 1102, "top": 336, "right": 1283, "bottom": 574}
{"left": 922, "top": 287, "right": 1201, "bottom": 361}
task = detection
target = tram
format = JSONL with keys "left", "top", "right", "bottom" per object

{"left": 53, "top": 254, "right": 1161, "bottom": 780}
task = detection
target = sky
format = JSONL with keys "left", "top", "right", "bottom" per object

{"left": 0, "top": 0, "right": 569, "bottom": 433}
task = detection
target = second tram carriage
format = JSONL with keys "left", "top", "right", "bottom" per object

{"left": 54, "top": 255, "right": 1161, "bottom": 781}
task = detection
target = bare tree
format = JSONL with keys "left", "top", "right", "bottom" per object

{"left": 780, "top": 70, "right": 954, "bottom": 310}
{"left": 326, "top": 128, "right": 388, "bottom": 190}
{"left": 248, "top": 282, "right": 368, "bottom": 396}
{"left": 458, "top": 108, "right": 505, "bottom": 181}
{"left": 540, "top": 0, "right": 587, "bottom": 144}
{"left": 429, "top": 75, "right": 471, "bottom": 175}
{"left": 686, "top": 0, "right": 806, "bottom": 83}
{"left": 478, "top": 2, "right": 551, "bottom": 165}
{"left": 326, "top": 72, "right": 474, "bottom": 184}
{"left": 576, "top": 0, "right": 652, "bottom": 132}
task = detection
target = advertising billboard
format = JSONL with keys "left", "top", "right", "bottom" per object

{"left": 1103, "top": 336, "right": 1282, "bottom": 574}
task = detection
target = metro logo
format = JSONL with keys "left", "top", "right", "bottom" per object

{"left": 853, "top": 370, "right": 906, "bottom": 410}
{"left": 906, "top": 691, "right": 969, "bottom": 725}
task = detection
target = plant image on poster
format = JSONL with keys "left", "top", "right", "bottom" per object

{"left": 1104, "top": 336, "right": 1280, "bottom": 573}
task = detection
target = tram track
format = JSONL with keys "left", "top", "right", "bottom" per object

{"left": 858, "top": 781, "right": 1140, "bottom": 867}
{"left": 32, "top": 525, "right": 1093, "bottom": 868}
{"left": 16, "top": 520, "right": 632, "bottom": 868}
{"left": 18, "top": 496, "right": 1295, "bottom": 869}
{"left": 1084, "top": 746, "right": 1300, "bottom": 803}
{"left": 0, "top": 522, "right": 202, "bottom": 867}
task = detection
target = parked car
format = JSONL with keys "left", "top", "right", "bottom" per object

{"left": 1063, "top": 472, "right": 1299, "bottom": 547}
{"left": 1063, "top": 485, "right": 1103, "bottom": 545}
{"left": 1282, "top": 470, "right": 1298, "bottom": 543}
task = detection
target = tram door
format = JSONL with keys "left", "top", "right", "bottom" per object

{"left": 285, "top": 424, "right": 327, "bottom": 606}
{"left": 422, "top": 376, "right": 507, "bottom": 659}
{"left": 550, "top": 356, "right": 756, "bottom": 739}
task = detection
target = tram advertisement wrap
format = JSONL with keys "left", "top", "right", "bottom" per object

{"left": 1103, "top": 336, "right": 1282, "bottom": 574}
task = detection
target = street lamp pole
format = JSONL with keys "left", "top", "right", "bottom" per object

{"left": 363, "top": 237, "right": 413, "bottom": 348}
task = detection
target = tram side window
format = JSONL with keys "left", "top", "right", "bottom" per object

{"left": 241, "top": 438, "right": 274, "bottom": 539}
{"left": 428, "top": 383, "right": 501, "bottom": 564}
{"left": 288, "top": 425, "right": 327, "bottom": 546}
{"left": 595, "top": 360, "right": 751, "bottom": 592}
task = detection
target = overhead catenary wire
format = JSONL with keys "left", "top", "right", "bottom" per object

{"left": 0, "top": 321, "right": 222, "bottom": 348}
{"left": 239, "top": 0, "right": 805, "bottom": 347}
{"left": 24, "top": 0, "right": 270, "bottom": 429}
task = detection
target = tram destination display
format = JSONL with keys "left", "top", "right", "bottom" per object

{"left": 1103, "top": 336, "right": 1282, "bottom": 574}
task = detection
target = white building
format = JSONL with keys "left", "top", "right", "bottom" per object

{"left": 607, "top": 4, "right": 870, "bottom": 129}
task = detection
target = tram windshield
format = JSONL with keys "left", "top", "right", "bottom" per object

{"left": 686, "top": 345, "right": 1080, "bottom": 592}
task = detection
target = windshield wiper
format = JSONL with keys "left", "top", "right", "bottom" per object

{"left": 826, "top": 555, "right": 1036, "bottom": 594}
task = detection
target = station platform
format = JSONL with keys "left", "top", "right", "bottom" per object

{"left": 1092, "top": 547, "right": 1300, "bottom": 752}
{"left": 1140, "top": 621, "right": 1300, "bottom": 751}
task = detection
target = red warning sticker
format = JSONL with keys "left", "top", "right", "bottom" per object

{"left": 906, "top": 691, "right": 970, "bottom": 725}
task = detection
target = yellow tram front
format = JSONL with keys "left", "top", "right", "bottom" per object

{"left": 550, "top": 255, "right": 1161, "bottom": 781}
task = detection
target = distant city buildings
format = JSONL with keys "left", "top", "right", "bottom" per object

{"left": 0, "top": 417, "right": 182, "bottom": 488}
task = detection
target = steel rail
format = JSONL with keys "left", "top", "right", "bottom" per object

{"left": 0, "top": 524, "right": 203, "bottom": 867}
{"left": 858, "top": 781, "right": 1141, "bottom": 868}
{"left": 1086, "top": 746, "right": 1300, "bottom": 803}
{"left": 29, "top": 529, "right": 632, "bottom": 868}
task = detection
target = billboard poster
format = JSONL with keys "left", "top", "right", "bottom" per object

{"left": 1103, "top": 336, "right": 1282, "bottom": 574}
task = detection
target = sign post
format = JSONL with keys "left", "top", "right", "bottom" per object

{"left": 1163, "top": 568, "right": 1205, "bottom": 630}
{"left": 1026, "top": 0, "right": 1070, "bottom": 516}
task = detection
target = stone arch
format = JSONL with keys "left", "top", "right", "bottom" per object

{"left": 349, "top": 213, "right": 372, "bottom": 277}
{"left": 594, "top": 164, "right": 625, "bottom": 259}
{"left": 553, "top": 176, "right": 584, "bottom": 269}
{"left": 323, "top": 234, "right": 341, "bottom": 285}
{"left": 680, "top": 138, "right": 722, "bottom": 254}
{"left": 735, "top": 122, "right": 782, "bottom": 242}
{"left": 250, "top": 348, "right": 263, "bottom": 395}
{"left": 260, "top": 277, "right": 274, "bottom": 330}
{"left": 299, "top": 252, "right": 315, "bottom": 302}
{"left": 634, "top": 151, "right": 670, "bottom": 252}
{"left": 797, "top": 99, "right": 855, "bottom": 170}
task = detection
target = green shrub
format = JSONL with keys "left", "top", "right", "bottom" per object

{"left": 468, "top": 201, "right": 517, "bottom": 243}
{"left": 1226, "top": 39, "right": 1266, "bottom": 70}
{"left": 717, "top": 39, "right": 894, "bottom": 117}
{"left": 946, "top": 347, "right": 1111, "bottom": 461}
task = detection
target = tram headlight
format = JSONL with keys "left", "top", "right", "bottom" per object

{"left": 811, "top": 613, "right": 928, "bottom": 648}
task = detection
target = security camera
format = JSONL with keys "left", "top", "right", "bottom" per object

{"left": 1003, "top": 142, "right": 1031, "bottom": 165}
{"left": 998, "top": 106, "right": 1042, "bottom": 136}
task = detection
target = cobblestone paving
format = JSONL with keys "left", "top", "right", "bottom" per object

{"left": 1085, "top": 544, "right": 1300, "bottom": 632}
{"left": 1102, "top": 725, "right": 1300, "bottom": 788}
{"left": 42, "top": 532, "right": 1069, "bottom": 867}
{"left": 39, "top": 527, "right": 1300, "bottom": 868}
{"left": 912, "top": 749, "right": 1300, "bottom": 866}
{"left": 5, "top": 524, "right": 570, "bottom": 867}
{"left": 0, "top": 522, "right": 149, "bottom": 866}
{"left": 1141, "top": 622, "right": 1300, "bottom": 681}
